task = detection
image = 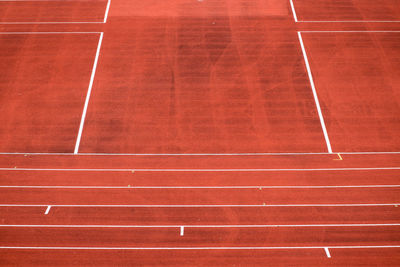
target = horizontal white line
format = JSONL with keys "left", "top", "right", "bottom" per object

{"left": 299, "top": 31, "right": 400, "bottom": 33}
{"left": 0, "top": 32, "right": 102, "bottom": 34}
{"left": 0, "top": 204, "right": 398, "bottom": 207}
{"left": 1, "top": 223, "right": 398, "bottom": 228}
{"left": 0, "top": 22, "right": 104, "bottom": 24}
{"left": 1, "top": 151, "right": 400, "bottom": 155}
{"left": 0, "top": 185, "right": 399, "bottom": 189}
{"left": 1, "top": 167, "right": 400, "bottom": 172}
{"left": 299, "top": 21, "right": 400, "bottom": 23}
{"left": 1, "top": 245, "right": 399, "bottom": 250}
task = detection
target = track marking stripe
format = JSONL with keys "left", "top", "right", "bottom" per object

{"left": 1, "top": 224, "right": 399, "bottom": 228}
{"left": 103, "top": 0, "right": 111, "bottom": 23}
{"left": 44, "top": 206, "right": 51, "bottom": 215}
{"left": 1, "top": 167, "right": 400, "bottom": 172}
{"left": 1, "top": 185, "right": 399, "bottom": 189}
{"left": 289, "top": 0, "right": 298, "bottom": 22}
{"left": 324, "top": 247, "right": 331, "bottom": 258}
{"left": 74, "top": 32, "right": 104, "bottom": 154}
{"left": 180, "top": 226, "right": 184, "bottom": 236}
{"left": 0, "top": 245, "right": 399, "bottom": 250}
{"left": 0, "top": 204, "right": 398, "bottom": 207}
{"left": 0, "top": 151, "right": 400, "bottom": 155}
{"left": 298, "top": 32, "right": 332, "bottom": 153}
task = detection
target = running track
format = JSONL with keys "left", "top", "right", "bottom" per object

{"left": 0, "top": 0, "right": 400, "bottom": 266}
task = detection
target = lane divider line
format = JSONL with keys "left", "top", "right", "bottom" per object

{"left": 1, "top": 223, "right": 399, "bottom": 228}
{"left": 1, "top": 185, "right": 400, "bottom": 189}
{"left": 324, "top": 247, "right": 331, "bottom": 258}
{"left": 0, "top": 245, "right": 399, "bottom": 250}
{"left": 1, "top": 203, "right": 399, "bottom": 208}
{"left": 1, "top": 167, "right": 400, "bottom": 172}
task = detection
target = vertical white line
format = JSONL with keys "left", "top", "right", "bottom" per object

{"left": 324, "top": 247, "right": 331, "bottom": 258}
{"left": 289, "top": 0, "right": 298, "bottom": 22}
{"left": 297, "top": 32, "right": 333, "bottom": 153}
{"left": 44, "top": 206, "right": 51, "bottom": 215}
{"left": 74, "top": 32, "right": 104, "bottom": 154}
{"left": 180, "top": 226, "right": 184, "bottom": 236}
{"left": 103, "top": 0, "right": 111, "bottom": 23}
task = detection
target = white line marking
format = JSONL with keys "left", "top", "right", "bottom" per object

{"left": 324, "top": 247, "right": 331, "bottom": 258}
{"left": 0, "top": 204, "right": 399, "bottom": 208}
{"left": 1, "top": 223, "right": 399, "bottom": 228}
{"left": 44, "top": 206, "right": 51, "bottom": 215}
{"left": 74, "top": 32, "right": 104, "bottom": 154}
{"left": 0, "top": 245, "right": 399, "bottom": 250}
{"left": 1, "top": 185, "right": 399, "bottom": 189}
{"left": 289, "top": 0, "right": 298, "bottom": 22}
{"left": 298, "top": 32, "right": 332, "bottom": 153}
{"left": 103, "top": 0, "right": 111, "bottom": 23}
{"left": 300, "top": 31, "right": 400, "bottom": 33}
{"left": 0, "top": 151, "right": 400, "bottom": 155}
{"left": 298, "top": 21, "right": 400, "bottom": 23}
{"left": 0, "top": 32, "right": 102, "bottom": 34}
{"left": 1, "top": 167, "right": 400, "bottom": 172}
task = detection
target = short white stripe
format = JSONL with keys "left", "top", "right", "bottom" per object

{"left": 324, "top": 247, "right": 331, "bottom": 258}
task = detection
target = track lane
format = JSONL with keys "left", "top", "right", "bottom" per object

{"left": 1, "top": 169, "right": 400, "bottom": 186}
{"left": 1, "top": 206, "right": 399, "bottom": 225}
{"left": 0, "top": 226, "right": 399, "bottom": 247}
{"left": 0, "top": 187, "right": 399, "bottom": 205}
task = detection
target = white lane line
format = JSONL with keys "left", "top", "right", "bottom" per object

{"left": 0, "top": 32, "right": 102, "bottom": 34}
{"left": 289, "top": 0, "right": 298, "bottom": 22}
{"left": 1, "top": 223, "right": 399, "bottom": 228}
{"left": 324, "top": 247, "right": 331, "bottom": 258}
{"left": 0, "top": 204, "right": 399, "bottom": 208}
{"left": 103, "top": 0, "right": 111, "bottom": 23}
{"left": 298, "top": 31, "right": 332, "bottom": 153}
{"left": 0, "top": 245, "right": 399, "bottom": 250}
{"left": 1, "top": 185, "right": 400, "bottom": 189}
{"left": 298, "top": 21, "right": 400, "bottom": 23}
{"left": 44, "top": 206, "right": 51, "bottom": 215}
{"left": 300, "top": 31, "right": 400, "bottom": 33}
{"left": 0, "top": 151, "right": 400, "bottom": 155}
{"left": 1, "top": 167, "right": 400, "bottom": 172}
{"left": 74, "top": 32, "right": 104, "bottom": 154}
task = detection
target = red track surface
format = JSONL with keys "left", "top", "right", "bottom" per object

{"left": 0, "top": 0, "right": 400, "bottom": 266}
{"left": 0, "top": 0, "right": 108, "bottom": 23}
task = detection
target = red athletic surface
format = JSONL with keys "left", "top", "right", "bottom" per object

{"left": 0, "top": 34, "right": 99, "bottom": 152}
{"left": 1, "top": 0, "right": 400, "bottom": 266}
{"left": 0, "top": 0, "right": 108, "bottom": 23}
{"left": 302, "top": 32, "right": 400, "bottom": 152}
{"left": 293, "top": 0, "right": 400, "bottom": 21}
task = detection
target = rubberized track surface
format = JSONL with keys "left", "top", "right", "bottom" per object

{"left": 0, "top": 0, "right": 400, "bottom": 266}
